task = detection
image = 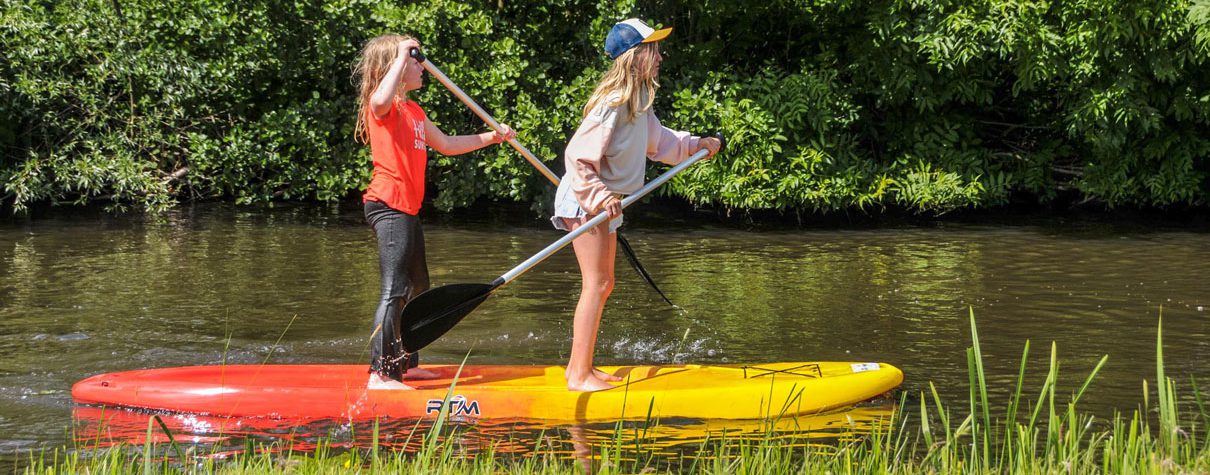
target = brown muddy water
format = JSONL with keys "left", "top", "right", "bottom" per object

{"left": 1, "top": 202, "right": 1207, "bottom": 462}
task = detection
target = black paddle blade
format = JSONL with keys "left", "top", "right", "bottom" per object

{"left": 617, "top": 232, "right": 675, "bottom": 306}
{"left": 400, "top": 283, "right": 494, "bottom": 353}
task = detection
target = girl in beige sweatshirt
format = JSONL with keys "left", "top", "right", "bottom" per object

{"left": 553, "top": 19, "right": 721, "bottom": 391}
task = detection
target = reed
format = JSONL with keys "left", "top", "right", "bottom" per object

{"left": 28, "top": 311, "right": 1210, "bottom": 473}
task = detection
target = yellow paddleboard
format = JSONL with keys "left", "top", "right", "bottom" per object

{"left": 73, "top": 362, "right": 903, "bottom": 422}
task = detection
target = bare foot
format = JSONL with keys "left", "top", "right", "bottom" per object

{"left": 594, "top": 368, "right": 623, "bottom": 382}
{"left": 567, "top": 375, "right": 616, "bottom": 392}
{"left": 401, "top": 367, "right": 441, "bottom": 380}
{"left": 367, "top": 373, "right": 414, "bottom": 390}
{"left": 566, "top": 367, "right": 623, "bottom": 382}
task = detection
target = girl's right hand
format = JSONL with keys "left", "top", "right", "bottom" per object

{"left": 396, "top": 39, "right": 421, "bottom": 62}
{"left": 699, "top": 137, "right": 722, "bottom": 158}
{"left": 602, "top": 195, "right": 622, "bottom": 219}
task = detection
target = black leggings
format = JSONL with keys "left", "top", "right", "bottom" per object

{"left": 365, "top": 200, "right": 429, "bottom": 381}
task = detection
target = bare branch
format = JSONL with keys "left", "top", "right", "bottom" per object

{"left": 162, "top": 166, "right": 189, "bottom": 184}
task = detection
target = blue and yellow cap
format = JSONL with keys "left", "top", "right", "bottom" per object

{"left": 604, "top": 19, "right": 672, "bottom": 60}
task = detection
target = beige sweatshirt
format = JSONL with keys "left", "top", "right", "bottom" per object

{"left": 561, "top": 95, "right": 701, "bottom": 214}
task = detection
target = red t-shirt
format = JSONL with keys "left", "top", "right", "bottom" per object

{"left": 363, "top": 99, "right": 428, "bottom": 215}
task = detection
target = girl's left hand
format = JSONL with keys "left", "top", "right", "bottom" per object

{"left": 493, "top": 124, "right": 517, "bottom": 144}
{"left": 699, "top": 137, "right": 722, "bottom": 158}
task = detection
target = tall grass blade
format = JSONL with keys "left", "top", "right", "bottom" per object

{"left": 371, "top": 417, "right": 380, "bottom": 470}
{"left": 969, "top": 308, "right": 991, "bottom": 435}
{"left": 425, "top": 350, "right": 472, "bottom": 455}
{"left": 1002, "top": 340, "right": 1030, "bottom": 465}
{"left": 1072, "top": 355, "right": 1109, "bottom": 406}
{"left": 259, "top": 314, "right": 298, "bottom": 366}
{"left": 1192, "top": 375, "right": 1209, "bottom": 429}
{"left": 1155, "top": 311, "right": 1179, "bottom": 451}
{"left": 142, "top": 416, "right": 155, "bottom": 475}
{"left": 1027, "top": 343, "right": 1056, "bottom": 430}
{"left": 151, "top": 415, "right": 186, "bottom": 464}
{"left": 919, "top": 391, "right": 934, "bottom": 448}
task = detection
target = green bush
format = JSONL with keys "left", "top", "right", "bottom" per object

{"left": 2, "top": 0, "right": 1207, "bottom": 214}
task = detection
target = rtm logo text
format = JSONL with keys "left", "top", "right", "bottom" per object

{"left": 425, "top": 396, "right": 481, "bottom": 416}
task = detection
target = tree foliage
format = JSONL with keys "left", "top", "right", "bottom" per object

{"left": 2, "top": 0, "right": 1207, "bottom": 214}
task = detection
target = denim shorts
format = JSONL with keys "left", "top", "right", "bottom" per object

{"left": 550, "top": 179, "right": 623, "bottom": 234}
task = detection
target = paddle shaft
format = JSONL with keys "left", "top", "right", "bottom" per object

{"left": 494, "top": 147, "right": 712, "bottom": 286}
{"left": 410, "top": 49, "right": 559, "bottom": 184}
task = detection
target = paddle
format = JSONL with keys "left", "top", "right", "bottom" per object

{"left": 409, "top": 48, "right": 675, "bottom": 307}
{"left": 400, "top": 134, "right": 724, "bottom": 353}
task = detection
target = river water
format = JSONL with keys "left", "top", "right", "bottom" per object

{"left": 1, "top": 202, "right": 1207, "bottom": 462}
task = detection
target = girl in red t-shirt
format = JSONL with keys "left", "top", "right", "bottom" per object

{"left": 354, "top": 34, "right": 515, "bottom": 389}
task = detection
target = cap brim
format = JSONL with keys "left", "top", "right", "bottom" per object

{"left": 642, "top": 27, "right": 672, "bottom": 43}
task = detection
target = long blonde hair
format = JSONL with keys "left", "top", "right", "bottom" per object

{"left": 353, "top": 34, "right": 416, "bottom": 143}
{"left": 582, "top": 43, "right": 661, "bottom": 120}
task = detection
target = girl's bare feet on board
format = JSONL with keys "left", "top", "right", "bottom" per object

{"left": 402, "top": 367, "right": 441, "bottom": 380}
{"left": 367, "top": 373, "right": 414, "bottom": 390}
{"left": 594, "top": 368, "right": 622, "bottom": 382}
{"left": 566, "top": 372, "right": 616, "bottom": 392}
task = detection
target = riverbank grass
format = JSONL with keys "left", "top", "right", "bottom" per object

{"left": 26, "top": 311, "right": 1210, "bottom": 473}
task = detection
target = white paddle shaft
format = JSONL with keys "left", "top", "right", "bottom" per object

{"left": 496, "top": 147, "right": 711, "bottom": 286}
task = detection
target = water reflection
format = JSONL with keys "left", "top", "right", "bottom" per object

{"left": 72, "top": 402, "right": 896, "bottom": 468}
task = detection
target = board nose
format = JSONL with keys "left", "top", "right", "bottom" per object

{"left": 72, "top": 373, "right": 119, "bottom": 404}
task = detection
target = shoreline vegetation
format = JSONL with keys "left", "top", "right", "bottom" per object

{"left": 4, "top": 2, "right": 1209, "bottom": 216}
{"left": 24, "top": 312, "right": 1210, "bottom": 473}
